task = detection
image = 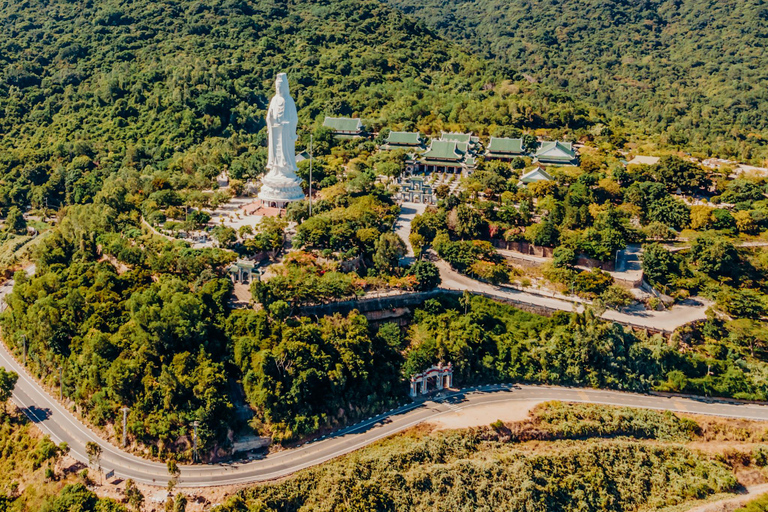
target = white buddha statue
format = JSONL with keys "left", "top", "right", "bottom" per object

{"left": 258, "top": 73, "right": 305, "bottom": 207}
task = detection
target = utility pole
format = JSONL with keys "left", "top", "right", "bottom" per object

{"left": 121, "top": 407, "right": 130, "bottom": 447}
{"left": 192, "top": 421, "right": 200, "bottom": 463}
{"left": 21, "top": 335, "right": 26, "bottom": 366}
{"left": 58, "top": 366, "right": 63, "bottom": 401}
{"left": 308, "top": 134, "right": 313, "bottom": 217}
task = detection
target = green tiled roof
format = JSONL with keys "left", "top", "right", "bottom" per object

{"left": 384, "top": 131, "right": 421, "bottom": 145}
{"left": 535, "top": 141, "right": 576, "bottom": 161}
{"left": 440, "top": 132, "right": 472, "bottom": 144}
{"left": 323, "top": 116, "right": 363, "bottom": 133}
{"left": 520, "top": 167, "right": 553, "bottom": 184}
{"left": 423, "top": 140, "right": 462, "bottom": 161}
{"left": 487, "top": 137, "right": 524, "bottom": 154}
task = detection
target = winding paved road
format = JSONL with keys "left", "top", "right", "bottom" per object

{"left": 3, "top": 339, "right": 768, "bottom": 488}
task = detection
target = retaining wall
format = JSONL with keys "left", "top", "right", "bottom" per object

{"left": 298, "top": 288, "right": 671, "bottom": 335}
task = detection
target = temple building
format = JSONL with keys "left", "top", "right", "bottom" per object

{"left": 323, "top": 116, "right": 364, "bottom": 138}
{"left": 534, "top": 141, "right": 579, "bottom": 165}
{"left": 419, "top": 139, "right": 470, "bottom": 173}
{"left": 410, "top": 131, "right": 478, "bottom": 173}
{"left": 380, "top": 131, "right": 424, "bottom": 150}
{"left": 485, "top": 137, "right": 525, "bottom": 161}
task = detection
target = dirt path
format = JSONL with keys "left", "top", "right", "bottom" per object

{"left": 429, "top": 400, "right": 542, "bottom": 430}
{"left": 687, "top": 484, "right": 768, "bottom": 512}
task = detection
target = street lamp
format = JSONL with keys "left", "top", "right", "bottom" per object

{"left": 58, "top": 366, "right": 63, "bottom": 401}
{"left": 121, "top": 407, "right": 130, "bottom": 447}
{"left": 192, "top": 421, "right": 200, "bottom": 463}
{"left": 309, "top": 134, "right": 313, "bottom": 218}
{"left": 21, "top": 335, "right": 26, "bottom": 366}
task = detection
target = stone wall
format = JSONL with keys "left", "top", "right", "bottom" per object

{"left": 297, "top": 289, "right": 672, "bottom": 335}
{"left": 492, "top": 239, "right": 616, "bottom": 271}
{"left": 297, "top": 289, "right": 444, "bottom": 318}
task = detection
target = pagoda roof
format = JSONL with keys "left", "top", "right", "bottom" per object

{"left": 384, "top": 131, "right": 422, "bottom": 146}
{"left": 520, "top": 167, "right": 553, "bottom": 184}
{"left": 535, "top": 141, "right": 577, "bottom": 162}
{"left": 421, "top": 159, "right": 466, "bottom": 167}
{"left": 323, "top": 116, "right": 363, "bottom": 133}
{"left": 422, "top": 140, "right": 463, "bottom": 161}
{"left": 487, "top": 137, "right": 524, "bottom": 154}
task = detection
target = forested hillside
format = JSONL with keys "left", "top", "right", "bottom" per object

{"left": 0, "top": 0, "right": 601, "bottom": 212}
{"left": 2, "top": 0, "right": 768, "bottom": 471}
{"left": 0, "top": 0, "right": 601, "bottom": 458}
{"left": 384, "top": 0, "right": 768, "bottom": 162}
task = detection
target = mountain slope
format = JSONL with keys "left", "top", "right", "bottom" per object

{"left": 383, "top": 0, "right": 768, "bottom": 162}
{"left": 0, "top": 0, "right": 599, "bottom": 211}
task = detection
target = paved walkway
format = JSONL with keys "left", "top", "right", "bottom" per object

{"left": 394, "top": 202, "right": 427, "bottom": 265}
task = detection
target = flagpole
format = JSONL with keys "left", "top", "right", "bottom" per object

{"left": 309, "top": 134, "right": 313, "bottom": 217}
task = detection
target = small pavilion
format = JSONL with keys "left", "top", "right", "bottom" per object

{"left": 519, "top": 166, "right": 553, "bottom": 185}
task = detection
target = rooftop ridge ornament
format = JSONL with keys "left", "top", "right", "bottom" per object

{"left": 258, "top": 73, "right": 305, "bottom": 208}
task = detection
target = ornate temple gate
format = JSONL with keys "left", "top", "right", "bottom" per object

{"left": 409, "top": 362, "right": 453, "bottom": 397}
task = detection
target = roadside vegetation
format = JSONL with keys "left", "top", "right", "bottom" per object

{"left": 217, "top": 402, "right": 768, "bottom": 512}
{"left": 404, "top": 294, "right": 768, "bottom": 401}
{"left": 0, "top": 402, "right": 126, "bottom": 512}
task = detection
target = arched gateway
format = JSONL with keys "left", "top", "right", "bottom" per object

{"left": 409, "top": 362, "right": 453, "bottom": 397}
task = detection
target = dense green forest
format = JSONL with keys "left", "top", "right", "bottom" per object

{"left": 218, "top": 402, "right": 751, "bottom": 512}
{"left": 384, "top": 0, "right": 768, "bottom": 162}
{"left": 0, "top": 0, "right": 604, "bottom": 215}
{"left": 2, "top": 0, "right": 768, "bottom": 470}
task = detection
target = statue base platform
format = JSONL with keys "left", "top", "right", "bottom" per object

{"left": 258, "top": 173, "right": 304, "bottom": 209}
